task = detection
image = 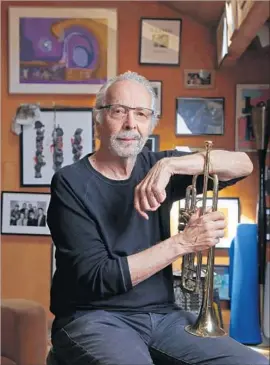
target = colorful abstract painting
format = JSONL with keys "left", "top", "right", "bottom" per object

{"left": 9, "top": 8, "right": 117, "bottom": 94}
{"left": 235, "top": 84, "right": 270, "bottom": 152}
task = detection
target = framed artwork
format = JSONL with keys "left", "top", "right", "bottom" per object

{"left": 266, "top": 208, "right": 270, "bottom": 241}
{"left": 1, "top": 191, "right": 50, "bottom": 236}
{"left": 8, "top": 7, "right": 117, "bottom": 94}
{"left": 20, "top": 107, "right": 94, "bottom": 187}
{"left": 235, "top": 84, "right": 270, "bottom": 152}
{"left": 179, "top": 197, "right": 240, "bottom": 248}
{"left": 213, "top": 265, "right": 230, "bottom": 301}
{"left": 139, "top": 18, "right": 182, "bottom": 66}
{"left": 149, "top": 81, "right": 162, "bottom": 116}
{"left": 175, "top": 97, "right": 225, "bottom": 136}
{"left": 184, "top": 69, "right": 215, "bottom": 89}
{"left": 145, "top": 135, "right": 160, "bottom": 152}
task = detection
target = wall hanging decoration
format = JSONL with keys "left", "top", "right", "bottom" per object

{"left": 149, "top": 81, "right": 162, "bottom": 116}
{"left": 175, "top": 97, "right": 225, "bottom": 136}
{"left": 8, "top": 7, "right": 117, "bottom": 94}
{"left": 145, "top": 135, "right": 160, "bottom": 152}
{"left": 184, "top": 69, "right": 215, "bottom": 89}
{"left": 20, "top": 107, "right": 94, "bottom": 187}
{"left": 235, "top": 84, "right": 270, "bottom": 152}
{"left": 139, "top": 17, "right": 181, "bottom": 66}
{"left": 1, "top": 191, "right": 51, "bottom": 236}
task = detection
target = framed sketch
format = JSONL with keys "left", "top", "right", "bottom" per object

{"left": 139, "top": 18, "right": 182, "bottom": 66}
{"left": 145, "top": 135, "right": 160, "bottom": 152}
{"left": 235, "top": 84, "right": 270, "bottom": 152}
{"left": 176, "top": 97, "right": 225, "bottom": 136}
{"left": 213, "top": 265, "right": 230, "bottom": 300}
{"left": 20, "top": 107, "right": 94, "bottom": 187}
{"left": 179, "top": 197, "right": 240, "bottom": 248}
{"left": 8, "top": 7, "right": 117, "bottom": 94}
{"left": 1, "top": 191, "right": 50, "bottom": 236}
{"left": 149, "top": 81, "right": 162, "bottom": 116}
{"left": 184, "top": 69, "right": 215, "bottom": 89}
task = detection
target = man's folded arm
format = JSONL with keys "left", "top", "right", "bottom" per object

{"left": 47, "top": 171, "right": 133, "bottom": 298}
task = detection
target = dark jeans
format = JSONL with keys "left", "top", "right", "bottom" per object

{"left": 52, "top": 310, "right": 268, "bottom": 365}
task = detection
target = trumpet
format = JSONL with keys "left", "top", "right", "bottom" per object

{"left": 178, "top": 141, "right": 227, "bottom": 338}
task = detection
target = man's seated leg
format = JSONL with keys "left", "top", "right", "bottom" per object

{"left": 52, "top": 310, "right": 154, "bottom": 365}
{"left": 149, "top": 310, "right": 268, "bottom": 365}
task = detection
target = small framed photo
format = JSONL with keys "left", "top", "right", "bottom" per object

{"left": 149, "top": 81, "right": 162, "bottom": 116}
{"left": 213, "top": 265, "right": 230, "bottom": 300}
{"left": 145, "top": 135, "right": 160, "bottom": 152}
{"left": 176, "top": 97, "right": 225, "bottom": 136}
{"left": 20, "top": 107, "right": 94, "bottom": 187}
{"left": 184, "top": 69, "right": 215, "bottom": 89}
{"left": 139, "top": 18, "right": 182, "bottom": 66}
{"left": 235, "top": 84, "right": 270, "bottom": 152}
{"left": 179, "top": 197, "right": 240, "bottom": 248}
{"left": 1, "top": 191, "right": 50, "bottom": 236}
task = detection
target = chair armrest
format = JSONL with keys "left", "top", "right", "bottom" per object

{"left": 1, "top": 299, "right": 48, "bottom": 365}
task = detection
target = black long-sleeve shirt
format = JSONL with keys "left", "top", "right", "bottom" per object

{"left": 47, "top": 148, "right": 242, "bottom": 318}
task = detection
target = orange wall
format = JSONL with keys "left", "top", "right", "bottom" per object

{"left": 1, "top": 1, "right": 270, "bottom": 319}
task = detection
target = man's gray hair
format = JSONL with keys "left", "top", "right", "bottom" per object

{"left": 93, "top": 71, "right": 159, "bottom": 129}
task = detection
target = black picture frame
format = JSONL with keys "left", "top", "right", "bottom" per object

{"left": 1, "top": 191, "right": 51, "bottom": 236}
{"left": 175, "top": 97, "right": 225, "bottom": 136}
{"left": 145, "top": 135, "right": 160, "bottom": 152}
{"left": 139, "top": 17, "right": 182, "bottom": 66}
{"left": 149, "top": 80, "right": 162, "bottom": 116}
{"left": 20, "top": 107, "right": 95, "bottom": 187}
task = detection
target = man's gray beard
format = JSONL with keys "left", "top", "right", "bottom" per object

{"left": 109, "top": 137, "right": 147, "bottom": 158}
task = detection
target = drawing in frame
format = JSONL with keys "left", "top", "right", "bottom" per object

{"left": 213, "top": 265, "right": 230, "bottom": 301}
{"left": 8, "top": 7, "right": 117, "bottom": 94}
{"left": 1, "top": 191, "right": 50, "bottom": 236}
{"left": 235, "top": 84, "right": 270, "bottom": 152}
{"left": 149, "top": 81, "right": 162, "bottom": 116}
{"left": 145, "top": 135, "right": 160, "bottom": 152}
{"left": 176, "top": 97, "right": 225, "bottom": 136}
{"left": 184, "top": 69, "right": 215, "bottom": 89}
{"left": 20, "top": 107, "right": 94, "bottom": 187}
{"left": 139, "top": 18, "right": 182, "bottom": 66}
{"left": 179, "top": 197, "right": 240, "bottom": 248}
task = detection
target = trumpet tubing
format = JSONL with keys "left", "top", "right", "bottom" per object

{"left": 178, "top": 141, "right": 227, "bottom": 338}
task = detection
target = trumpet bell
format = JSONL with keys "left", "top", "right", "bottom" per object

{"left": 185, "top": 304, "right": 227, "bottom": 338}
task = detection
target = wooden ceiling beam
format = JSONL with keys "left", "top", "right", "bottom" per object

{"left": 220, "top": 1, "right": 270, "bottom": 67}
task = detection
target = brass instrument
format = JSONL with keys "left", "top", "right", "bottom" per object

{"left": 178, "top": 141, "right": 227, "bottom": 337}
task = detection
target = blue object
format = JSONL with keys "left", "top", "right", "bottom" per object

{"left": 229, "top": 223, "right": 262, "bottom": 344}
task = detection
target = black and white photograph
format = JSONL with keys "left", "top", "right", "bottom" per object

{"left": 1, "top": 191, "right": 50, "bottom": 236}
{"left": 175, "top": 97, "right": 225, "bottom": 136}
{"left": 139, "top": 18, "right": 182, "bottom": 66}
{"left": 184, "top": 69, "right": 215, "bottom": 89}
{"left": 20, "top": 107, "right": 94, "bottom": 187}
{"left": 149, "top": 81, "right": 162, "bottom": 116}
{"left": 145, "top": 134, "right": 160, "bottom": 152}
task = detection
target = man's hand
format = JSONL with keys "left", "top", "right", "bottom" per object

{"left": 134, "top": 158, "right": 172, "bottom": 219}
{"left": 174, "top": 210, "right": 226, "bottom": 253}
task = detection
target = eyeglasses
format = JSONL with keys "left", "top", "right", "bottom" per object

{"left": 98, "top": 104, "right": 156, "bottom": 122}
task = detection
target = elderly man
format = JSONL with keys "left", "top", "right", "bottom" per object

{"left": 47, "top": 71, "right": 267, "bottom": 365}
